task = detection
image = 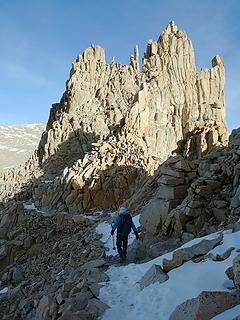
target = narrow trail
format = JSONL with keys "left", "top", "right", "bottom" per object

{"left": 96, "top": 225, "right": 240, "bottom": 320}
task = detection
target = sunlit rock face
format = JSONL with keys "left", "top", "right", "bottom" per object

{"left": 38, "top": 21, "right": 227, "bottom": 173}
{"left": 0, "top": 22, "right": 228, "bottom": 211}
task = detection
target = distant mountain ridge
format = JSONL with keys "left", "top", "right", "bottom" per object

{"left": 0, "top": 123, "right": 45, "bottom": 170}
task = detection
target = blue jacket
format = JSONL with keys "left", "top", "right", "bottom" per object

{"left": 111, "top": 208, "right": 137, "bottom": 233}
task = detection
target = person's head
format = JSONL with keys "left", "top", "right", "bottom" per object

{"left": 119, "top": 207, "right": 127, "bottom": 215}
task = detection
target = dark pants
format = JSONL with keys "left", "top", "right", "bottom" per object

{"left": 116, "top": 233, "right": 128, "bottom": 259}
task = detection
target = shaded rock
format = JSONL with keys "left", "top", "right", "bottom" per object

{"left": 225, "top": 266, "right": 234, "bottom": 280}
{"left": 233, "top": 254, "right": 240, "bottom": 289}
{"left": 86, "top": 298, "right": 109, "bottom": 317}
{"left": 35, "top": 295, "right": 57, "bottom": 320}
{"left": 74, "top": 291, "right": 92, "bottom": 308}
{"left": 158, "top": 175, "right": 185, "bottom": 186}
{"left": 156, "top": 185, "right": 188, "bottom": 200}
{"left": 231, "top": 186, "right": 240, "bottom": 208}
{"left": 24, "top": 235, "right": 34, "bottom": 249}
{"left": 145, "top": 237, "right": 179, "bottom": 260}
{"left": 59, "top": 310, "right": 94, "bottom": 320}
{"left": 56, "top": 290, "right": 67, "bottom": 305}
{"left": 233, "top": 221, "right": 240, "bottom": 233}
{"left": 182, "top": 232, "right": 195, "bottom": 243}
{"left": 12, "top": 266, "right": 25, "bottom": 284}
{"left": 72, "top": 215, "right": 93, "bottom": 226}
{"left": 212, "top": 208, "right": 227, "bottom": 222}
{"left": 81, "top": 259, "right": 106, "bottom": 270}
{"left": 28, "top": 244, "right": 44, "bottom": 257}
{"left": 88, "top": 283, "right": 100, "bottom": 297}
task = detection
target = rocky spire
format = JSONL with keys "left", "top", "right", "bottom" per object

{"left": 130, "top": 45, "right": 139, "bottom": 73}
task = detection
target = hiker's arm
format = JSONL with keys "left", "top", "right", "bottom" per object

{"left": 112, "top": 216, "right": 121, "bottom": 231}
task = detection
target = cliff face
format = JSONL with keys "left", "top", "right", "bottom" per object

{"left": 38, "top": 45, "right": 140, "bottom": 172}
{"left": 0, "top": 22, "right": 228, "bottom": 211}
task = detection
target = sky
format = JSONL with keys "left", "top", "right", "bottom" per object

{"left": 0, "top": 0, "right": 239, "bottom": 132}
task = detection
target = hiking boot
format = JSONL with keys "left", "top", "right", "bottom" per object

{"left": 119, "top": 254, "right": 124, "bottom": 263}
{"left": 118, "top": 256, "right": 126, "bottom": 263}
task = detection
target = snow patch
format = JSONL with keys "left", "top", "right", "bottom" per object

{"left": 0, "top": 145, "right": 8, "bottom": 150}
{"left": 96, "top": 221, "right": 116, "bottom": 256}
{"left": 0, "top": 287, "right": 8, "bottom": 294}
{"left": 23, "top": 202, "right": 43, "bottom": 213}
{"left": 42, "top": 180, "right": 53, "bottom": 184}
{"left": 17, "top": 149, "right": 27, "bottom": 154}
{"left": 98, "top": 224, "right": 240, "bottom": 320}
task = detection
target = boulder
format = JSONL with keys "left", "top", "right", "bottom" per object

{"left": 86, "top": 298, "right": 109, "bottom": 317}
{"left": 212, "top": 208, "right": 227, "bottom": 222}
{"left": 233, "top": 254, "right": 240, "bottom": 289}
{"left": 81, "top": 259, "right": 106, "bottom": 270}
{"left": 12, "top": 266, "right": 25, "bottom": 284}
{"left": 146, "top": 237, "right": 179, "bottom": 259}
{"left": 162, "top": 234, "right": 223, "bottom": 272}
{"left": 140, "top": 198, "right": 180, "bottom": 234}
{"left": 169, "top": 291, "right": 240, "bottom": 320}
{"left": 158, "top": 175, "right": 185, "bottom": 187}
{"left": 160, "top": 167, "right": 185, "bottom": 178}
{"left": 181, "top": 232, "right": 194, "bottom": 243}
{"left": 233, "top": 221, "right": 240, "bottom": 233}
{"left": 162, "top": 207, "right": 190, "bottom": 237}
{"left": 231, "top": 186, "right": 240, "bottom": 208}
{"left": 36, "top": 295, "right": 57, "bottom": 320}
{"left": 211, "top": 247, "right": 234, "bottom": 262}
{"left": 156, "top": 185, "right": 188, "bottom": 200}
{"left": 72, "top": 215, "right": 93, "bottom": 225}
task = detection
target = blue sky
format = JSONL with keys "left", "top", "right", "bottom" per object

{"left": 0, "top": 0, "right": 239, "bottom": 132}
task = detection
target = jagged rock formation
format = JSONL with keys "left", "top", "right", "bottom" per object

{"left": 14, "top": 21, "right": 226, "bottom": 215}
{"left": 38, "top": 45, "right": 139, "bottom": 173}
{"left": 0, "top": 21, "right": 231, "bottom": 243}
{"left": 38, "top": 22, "right": 227, "bottom": 176}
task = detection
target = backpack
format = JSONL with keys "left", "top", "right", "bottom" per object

{"left": 118, "top": 214, "right": 132, "bottom": 236}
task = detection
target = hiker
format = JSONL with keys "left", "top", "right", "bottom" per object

{"left": 110, "top": 207, "right": 139, "bottom": 262}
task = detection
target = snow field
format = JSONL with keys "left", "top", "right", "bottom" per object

{"left": 97, "top": 218, "right": 240, "bottom": 320}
